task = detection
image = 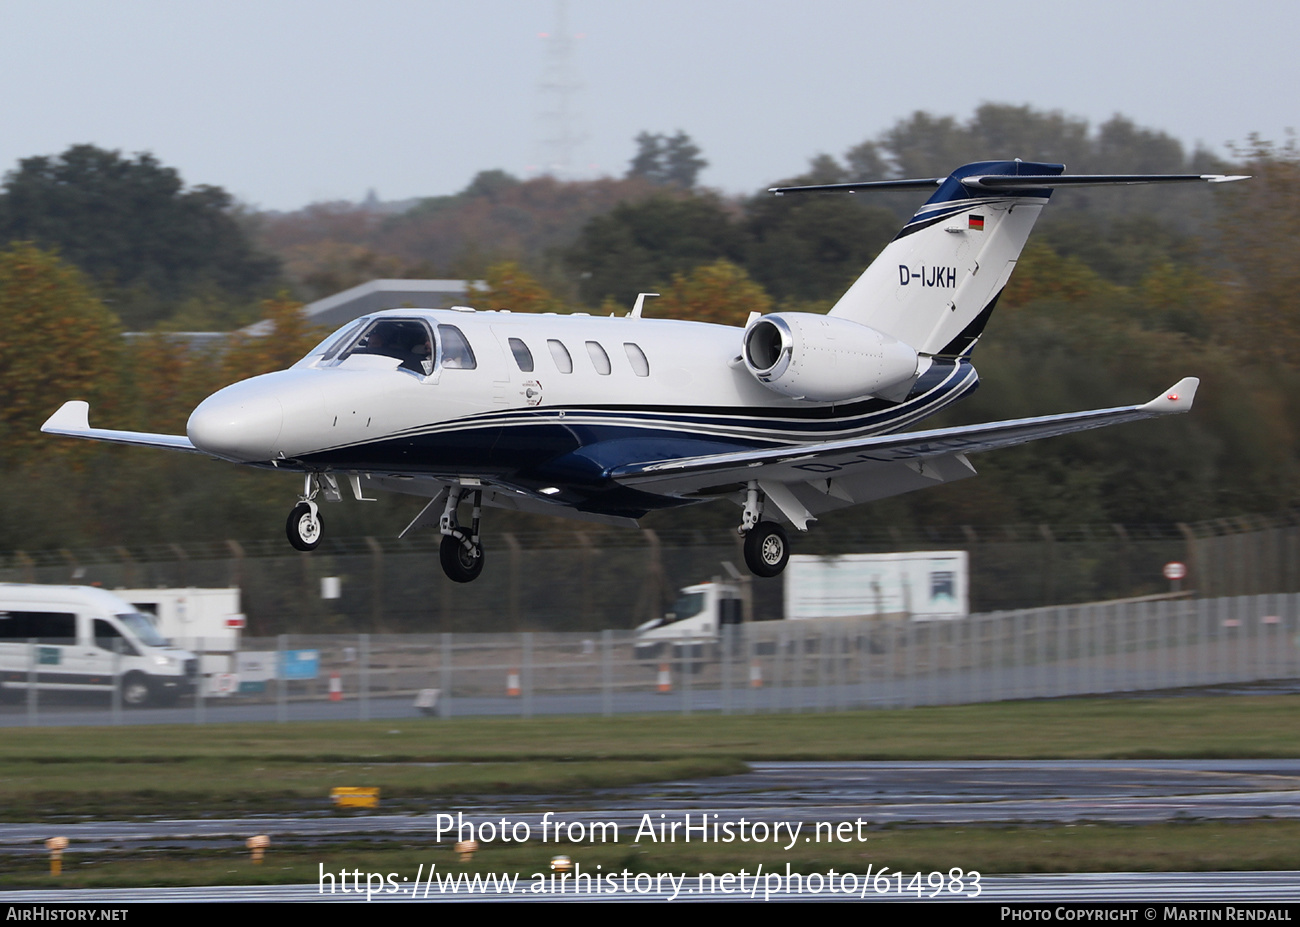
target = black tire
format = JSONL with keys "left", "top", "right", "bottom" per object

{"left": 440, "top": 535, "right": 485, "bottom": 583}
{"left": 286, "top": 502, "right": 323, "bottom": 551}
{"left": 121, "top": 672, "right": 153, "bottom": 708}
{"left": 744, "top": 521, "right": 790, "bottom": 578}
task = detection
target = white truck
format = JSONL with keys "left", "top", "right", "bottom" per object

{"left": 633, "top": 580, "right": 743, "bottom": 660}
{"left": 0, "top": 584, "right": 198, "bottom": 706}
{"left": 634, "top": 551, "right": 969, "bottom": 656}
{"left": 113, "top": 587, "right": 244, "bottom": 695}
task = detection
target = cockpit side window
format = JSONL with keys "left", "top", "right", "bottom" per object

{"left": 340, "top": 319, "right": 435, "bottom": 375}
{"left": 437, "top": 325, "right": 477, "bottom": 369}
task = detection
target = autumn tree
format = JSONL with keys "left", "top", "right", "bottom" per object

{"left": 467, "top": 262, "right": 565, "bottom": 314}
{"left": 219, "top": 294, "right": 327, "bottom": 386}
{"left": 1217, "top": 135, "right": 1300, "bottom": 363}
{"left": 0, "top": 243, "right": 122, "bottom": 464}
{"left": 655, "top": 259, "right": 772, "bottom": 327}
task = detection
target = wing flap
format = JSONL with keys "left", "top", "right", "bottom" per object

{"left": 41, "top": 401, "right": 199, "bottom": 454}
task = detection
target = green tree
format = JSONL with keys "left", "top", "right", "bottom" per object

{"left": 627, "top": 131, "right": 708, "bottom": 188}
{"left": 565, "top": 194, "right": 744, "bottom": 306}
{"left": 0, "top": 145, "right": 280, "bottom": 329}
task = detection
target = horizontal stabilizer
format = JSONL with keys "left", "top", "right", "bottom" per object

{"left": 771, "top": 174, "right": 1247, "bottom": 195}
{"left": 960, "top": 173, "right": 1249, "bottom": 190}
{"left": 41, "top": 401, "right": 200, "bottom": 454}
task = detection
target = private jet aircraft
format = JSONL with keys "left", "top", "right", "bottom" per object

{"left": 42, "top": 160, "right": 1244, "bottom": 582}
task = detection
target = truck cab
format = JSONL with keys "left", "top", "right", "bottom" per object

{"left": 634, "top": 581, "right": 743, "bottom": 661}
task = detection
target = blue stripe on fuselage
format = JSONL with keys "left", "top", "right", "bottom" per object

{"left": 288, "top": 359, "right": 979, "bottom": 517}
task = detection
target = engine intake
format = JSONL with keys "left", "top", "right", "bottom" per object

{"left": 742, "top": 313, "right": 920, "bottom": 402}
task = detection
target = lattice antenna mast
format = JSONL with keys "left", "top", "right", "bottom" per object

{"left": 534, "top": 0, "right": 588, "bottom": 178}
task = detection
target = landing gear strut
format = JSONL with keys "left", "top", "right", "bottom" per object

{"left": 739, "top": 481, "right": 790, "bottom": 577}
{"left": 438, "top": 486, "right": 485, "bottom": 583}
{"left": 286, "top": 474, "right": 324, "bottom": 551}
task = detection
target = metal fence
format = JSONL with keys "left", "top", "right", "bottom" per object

{"left": 4, "top": 592, "right": 1297, "bottom": 726}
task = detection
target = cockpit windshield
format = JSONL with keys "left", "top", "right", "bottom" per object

{"left": 339, "top": 319, "right": 436, "bottom": 375}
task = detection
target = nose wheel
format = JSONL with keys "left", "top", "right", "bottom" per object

{"left": 286, "top": 501, "right": 323, "bottom": 551}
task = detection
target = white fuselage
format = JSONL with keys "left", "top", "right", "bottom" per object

{"left": 185, "top": 308, "right": 975, "bottom": 518}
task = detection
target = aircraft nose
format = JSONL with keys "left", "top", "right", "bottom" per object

{"left": 187, "top": 386, "right": 284, "bottom": 462}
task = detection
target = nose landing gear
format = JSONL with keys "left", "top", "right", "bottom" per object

{"left": 286, "top": 473, "right": 328, "bottom": 551}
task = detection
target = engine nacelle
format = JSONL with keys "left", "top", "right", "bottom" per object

{"left": 742, "top": 313, "right": 920, "bottom": 402}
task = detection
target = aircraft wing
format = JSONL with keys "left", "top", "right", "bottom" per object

{"left": 610, "top": 379, "right": 1198, "bottom": 527}
{"left": 41, "top": 401, "right": 200, "bottom": 454}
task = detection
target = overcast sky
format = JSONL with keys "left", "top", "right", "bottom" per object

{"left": 0, "top": 0, "right": 1293, "bottom": 211}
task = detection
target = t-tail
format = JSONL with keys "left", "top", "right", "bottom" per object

{"left": 768, "top": 162, "right": 1248, "bottom": 364}
{"left": 827, "top": 160, "right": 1059, "bottom": 358}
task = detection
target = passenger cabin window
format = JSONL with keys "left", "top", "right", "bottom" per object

{"left": 548, "top": 339, "right": 573, "bottom": 374}
{"left": 586, "top": 341, "right": 611, "bottom": 375}
{"left": 508, "top": 337, "right": 534, "bottom": 372}
{"left": 341, "top": 319, "right": 434, "bottom": 375}
{"left": 624, "top": 343, "right": 650, "bottom": 377}
{"left": 437, "top": 324, "right": 477, "bottom": 369}
{"left": 0, "top": 611, "right": 77, "bottom": 644}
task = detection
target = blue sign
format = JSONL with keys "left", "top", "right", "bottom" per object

{"left": 279, "top": 649, "right": 320, "bottom": 680}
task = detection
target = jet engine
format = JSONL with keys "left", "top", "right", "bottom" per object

{"left": 741, "top": 312, "right": 920, "bottom": 402}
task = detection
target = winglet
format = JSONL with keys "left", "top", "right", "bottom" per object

{"left": 1139, "top": 377, "right": 1199, "bottom": 414}
{"left": 41, "top": 400, "right": 91, "bottom": 434}
{"left": 40, "top": 400, "right": 199, "bottom": 453}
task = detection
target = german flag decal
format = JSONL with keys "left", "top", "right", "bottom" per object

{"left": 969, "top": 214, "right": 985, "bottom": 231}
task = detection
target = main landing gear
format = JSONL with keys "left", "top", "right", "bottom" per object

{"left": 438, "top": 485, "right": 485, "bottom": 583}
{"left": 739, "top": 481, "right": 791, "bottom": 578}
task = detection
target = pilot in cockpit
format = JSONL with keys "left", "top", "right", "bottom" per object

{"left": 360, "top": 321, "right": 433, "bottom": 374}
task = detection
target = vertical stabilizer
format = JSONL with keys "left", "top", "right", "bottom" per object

{"left": 828, "top": 161, "right": 1063, "bottom": 357}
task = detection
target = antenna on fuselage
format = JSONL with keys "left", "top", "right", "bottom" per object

{"left": 630, "top": 292, "right": 660, "bottom": 319}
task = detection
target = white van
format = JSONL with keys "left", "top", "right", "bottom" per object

{"left": 0, "top": 585, "right": 197, "bottom": 707}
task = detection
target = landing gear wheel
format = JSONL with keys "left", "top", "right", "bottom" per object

{"left": 286, "top": 502, "right": 322, "bottom": 551}
{"left": 744, "top": 521, "right": 789, "bottom": 578}
{"left": 440, "top": 534, "right": 485, "bottom": 583}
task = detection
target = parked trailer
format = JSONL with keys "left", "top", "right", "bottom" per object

{"left": 113, "top": 587, "right": 244, "bottom": 696}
